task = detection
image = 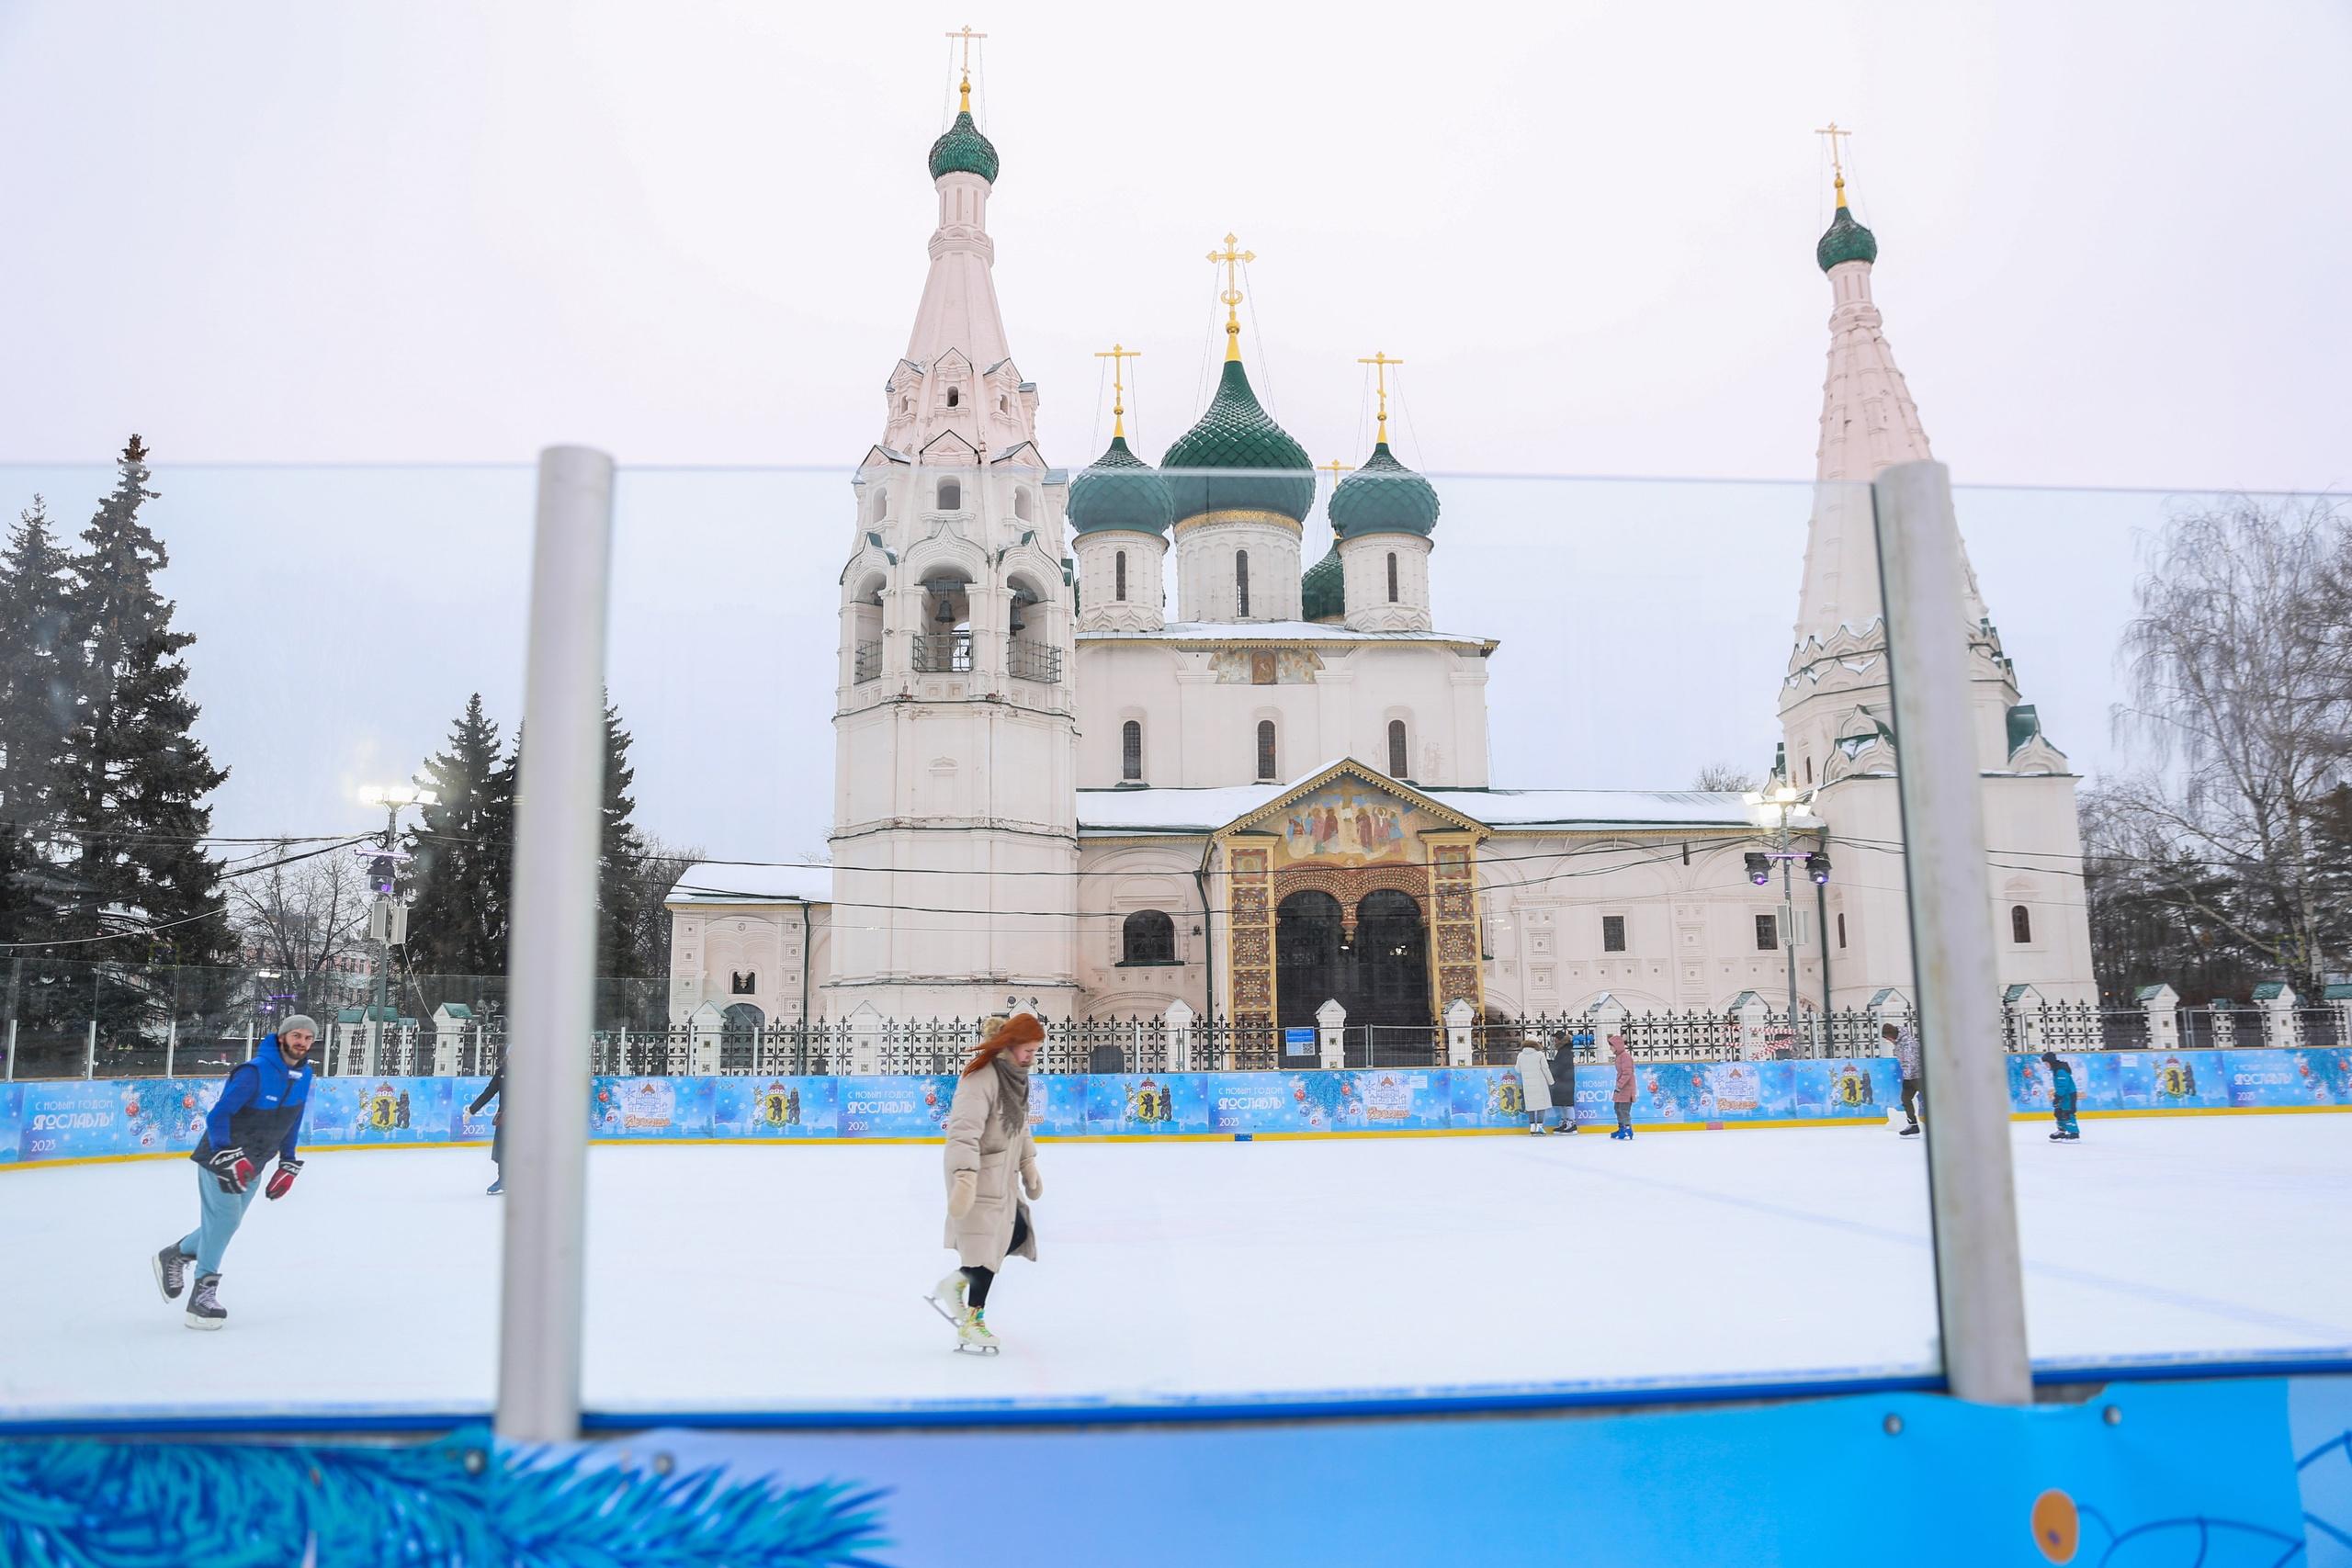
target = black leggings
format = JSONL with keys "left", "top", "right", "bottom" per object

{"left": 963, "top": 1211, "right": 1031, "bottom": 1308}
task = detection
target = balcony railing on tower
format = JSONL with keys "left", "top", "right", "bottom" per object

{"left": 912, "top": 629, "right": 974, "bottom": 673}
{"left": 1007, "top": 639, "right": 1061, "bottom": 683}
{"left": 852, "top": 638, "right": 882, "bottom": 683}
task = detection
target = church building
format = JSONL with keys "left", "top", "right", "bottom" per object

{"left": 663, "top": 76, "right": 2096, "bottom": 1048}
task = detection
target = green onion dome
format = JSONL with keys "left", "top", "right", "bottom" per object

{"left": 1815, "top": 186, "right": 1877, "bottom": 272}
{"left": 1160, "top": 359, "right": 1317, "bottom": 526}
{"left": 1301, "top": 536, "right": 1346, "bottom": 622}
{"left": 929, "top": 109, "right": 1000, "bottom": 184}
{"left": 1068, "top": 434, "right": 1174, "bottom": 536}
{"left": 1329, "top": 442, "right": 1440, "bottom": 540}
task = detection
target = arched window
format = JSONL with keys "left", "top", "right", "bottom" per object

{"left": 1121, "top": 909, "right": 1177, "bottom": 964}
{"left": 1236, "top": 549, "right": 1250, "bottom": 618}
{"left": 937, "top": 478, "right": 962, "bottom": 510}
{"left": 871, "top": 489, "right": 888, "bottom": 521}
{"left": 1013, "top": 488, "right": 1034, "bottom": 522}
{"left": 1256, "top": 719, "right": 1278, "bottom": 781}
{"left": 2011, "top": 904, "right": 2032, "bottom": 944}
{"left": 1114, "top": 550, "right": 1128, "bottom": 602}
{"left": 946, "top": 387, "right": 960, "bottom": 408}
{"left": 1387, "top": 551, "right": 1400, "bottom": 604}
{"left": 1121, "top": 719, "right": 1143, "bottom": 782}
{"left": 1388, "top": 719, "right": 1408, "bottom": 779}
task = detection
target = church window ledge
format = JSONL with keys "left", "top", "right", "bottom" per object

{"left": 1114, "top": 959, "right": 1185, "bottom": 969}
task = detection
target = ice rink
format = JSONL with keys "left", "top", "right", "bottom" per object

{"left": 3, "top": 1116, "right": 2346, "bottom": 1423}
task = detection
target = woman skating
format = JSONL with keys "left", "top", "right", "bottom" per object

{"left": 929, "top": 1012, "right": 1044, "bottom": 1354}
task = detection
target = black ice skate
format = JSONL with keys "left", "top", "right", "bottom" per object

{"left": 153, "top": 1243, "right": 192, "bottom": 1301}
{"left": 185, "top": 1273, "right": 226, "bottom": 1331}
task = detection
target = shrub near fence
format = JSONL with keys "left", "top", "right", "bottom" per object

{"left": 5, "top": 1047, "right": 2347, "bottom": 1168}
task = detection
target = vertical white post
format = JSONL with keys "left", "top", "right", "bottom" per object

{"left": 244, "top": 1022, "right": 255, "bottom": 1063}
{"left": 4, "top": 1018, "right": 14, "bottom": 1080}
{"left": 165, "top": 1016, "right": 177, "bottom": 1078}
{"left": 1872, "top": 460, "right": 2031, "bottom": 1406}
{"left": 85, "top": 1021, "right": 96, "bottom": 1079}
{"left": 495, "top": 446, "right": 615, "bottom": 1445}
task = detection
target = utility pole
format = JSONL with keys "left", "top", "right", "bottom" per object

{"left": 358, "top": 785, "right": 435, "bottom": 1074}
{"left": 1746, "top": 765, "right": 1829, "bottom": 1056}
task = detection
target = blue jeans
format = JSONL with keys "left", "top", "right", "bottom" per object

{"left": 178, "top": 1167, "right": 262, "bottom": 1275}
{"left": 2053, "top": 1094, "right": 2080, "bottom": 1137}
{"left": 491, "top": 1114, "right": 504, "bottom": 1171}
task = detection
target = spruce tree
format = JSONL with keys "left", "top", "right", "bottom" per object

{"left": 0, "top": 496, "right": 76, "bottom": 858}
{"left": 595, "top": 697, "right": 652, "bottom": 985}
{"left": 53, "top": 436, "right": 232, "bottom": 969}
{"left": 404, "top": 694, "right": 513, "bottom": 986}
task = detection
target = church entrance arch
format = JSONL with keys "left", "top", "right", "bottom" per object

{"left": 1353, "top": 889, "right": 1432, "bottom": 1037}
{"left": 1274, "top": 891, "right": 1346, "bottom": 1035}
{"left": 720, "top": 1002, "right": 765, "bottom": 1073}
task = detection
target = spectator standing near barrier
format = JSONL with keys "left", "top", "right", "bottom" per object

{"left": 153, "top": 1016, "right": 316, "bottom": 1330}
{"left": 1887, "top": 1022, "right": 1924, "bottom": 1137}
{"left": 1515, "top": 1032, "right": 1555, "bottom": 1135}
{"left": 1609, "top": 1034, "right": 1636, "bottom": 1140}
{"left": 927, "top": 1013, "right": 1045, "bottom": 1355}
{"left": 2042, "top": 1051, "right": 2080, "bottom": 1141}
{"left": 1549, "top": 1031, "right": 1578, "bottom": 1133}
{"left": 470, "top": 1057, "right": 505, "bottom": 1195}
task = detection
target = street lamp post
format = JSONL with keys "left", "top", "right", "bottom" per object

{"left": 356, "top": 784, "right": 438, "bottom": 1074}
{"left": 1745, "top": 778, "right": 1826, "bottom": 1055}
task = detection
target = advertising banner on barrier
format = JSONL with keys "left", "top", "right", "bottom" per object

{"left": 453, "top": 1076, "right": 497, "bottom": 1141}
{"left": 308, "top": 1077, "right": 456, "bottom": 1145}
{"left": 838, "top": 1075, "right": 956, "bottom": 1138}
{"left": 2112, "top": 1052, "right": 2233, "bottom": 1111}
{"left": 1351, "top": 1069, "right": 1451, "bottom": 1131}
{"left": 591, "top": 1077, "right": 716, "bottom": 1139}
{"left": 0, "top": 1084, "right": 17, "bottom": 1163}
{"left": 1083, "top": 1073, "right": 1212, "bottom": 1135}
{"left": 1026, "top": 1073, "right": 1088, "bottom": 1137}
{"left": 2009, "top": 1051, "right": 2121, "bottom": 1112}
{"left": 1792, "top": 1058, "right": 1900, "bottom": 1118}
{"left": 711, "top": 1077, "right": 841, "bottom": 1138}
{"left": 2223, "top": 1048, "right": 2351, "bottom": 1109}
{"left": 1453, "top": 1066, "right": 1528, "bottom": 1128}
{"left": 16, "top": 1077, "right": 220, "bottom": 1162}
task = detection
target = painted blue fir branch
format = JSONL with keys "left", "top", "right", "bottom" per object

{"left": 0, "top": 1427, "right": 890, "bottom": 1568}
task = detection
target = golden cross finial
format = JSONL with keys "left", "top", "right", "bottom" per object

{"left": 1357, "top": 350, "right": 1404, "bottom": 445}
{"left": 947, "top": 26, "right": 987, "bottom": 112}
{"left": 1207, "top": 232, "right": 1255, "bottom": 363}
{"left": 1815, "top": 121, "right": 1852, "bottom": 206}
{"left": 1318, "top": 457, "right": 1355, "bottom": 486}
{"left": 1094, "top": 343, "right": 1142, "bottom": 439}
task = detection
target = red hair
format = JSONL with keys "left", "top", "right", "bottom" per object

{"left": 962, "top": 1011, "right": 1045, "bottom": 1076}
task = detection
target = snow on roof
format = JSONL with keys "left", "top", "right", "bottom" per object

{"left": 666, "top": 863, "right": 833, "bottom": 906}
{"left": 1077, "top": 781, "right": 1815, "bottom": 835}
{"left": 1078, "top": 621, "right": 1494, "bottom": 647}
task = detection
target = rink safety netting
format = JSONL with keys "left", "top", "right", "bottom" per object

{"left": 5, "top": 1047, "right": 2347, "bottom": 1167}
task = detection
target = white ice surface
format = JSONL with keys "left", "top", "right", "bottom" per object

{"left": 1, "top": 1118, "right": 2346, "bottom": 1422}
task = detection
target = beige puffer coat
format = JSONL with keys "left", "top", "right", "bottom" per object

{"left": 943, "top": 1065, "right": 1039, "bottom": 1272}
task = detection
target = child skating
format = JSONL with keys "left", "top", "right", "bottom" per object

{"left": 927, "top": 1013, "right": 1045, "bottom": 1354}
{"left": 2041, "top": 1050, "right": 2080, "bottom": 1141}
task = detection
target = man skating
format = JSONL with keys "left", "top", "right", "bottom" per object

{"left": 153, "top": 1016, "right": 317, "bottom": 1329}
{"left": 1886, "top": 1021, "right": 1924, "bottom": 1136}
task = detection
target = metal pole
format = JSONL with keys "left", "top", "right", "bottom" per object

{"left": 5, "top": 1019, "right": 15, "bottom": 1081}
{"left": 165, "top": 1015, "right": 176, "bottom": 1078}
{"left": 1872, "top": 459, "right": 2031, "bottom": 1406}
{"left": 495, "top": 446, "right": 615, "bottom": 1444}
{"left": 244, "top": 1021, "right": 255, "bottom": 1063}
{"left": 85, "top": 1020, "right": 96, "bottom": 1079}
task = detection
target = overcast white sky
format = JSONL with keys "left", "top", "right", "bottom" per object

{"left": 1, "top": 3, "right": 2346, "bottom": 856}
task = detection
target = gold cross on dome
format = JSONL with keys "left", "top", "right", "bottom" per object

{"left": 1094, "top": 342, "right": 1142, "bottom": 438}
{"left": 1208, "top": 232, "right": 1255, "bottom": 362}
{"left": 947, "top": 26, "right": 988, "bottom": 110}
{"left": 1357, "top": 350, "right": 1404, "bottom": 445}
{"left": 1318, "top": 457, "right": 1354, "bottom": 486}
{"left": 1815, "top": 121, "right": 1853, "bottom": 202}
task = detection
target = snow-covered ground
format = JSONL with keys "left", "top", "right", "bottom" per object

{"left": 2, "top": 1117, "right": 2346, "bottom": 1422}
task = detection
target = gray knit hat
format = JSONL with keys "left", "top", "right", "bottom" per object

{"left": 277, "top": 1014, "right": 320, "bottom": 1039}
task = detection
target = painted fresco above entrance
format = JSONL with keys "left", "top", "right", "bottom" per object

{"left": 1278, "top": 783, "right": 1416, "bottom": 868}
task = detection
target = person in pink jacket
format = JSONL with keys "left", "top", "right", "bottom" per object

{"left": 1608, "top": 1034, "right": 1637, "bottom": 1140}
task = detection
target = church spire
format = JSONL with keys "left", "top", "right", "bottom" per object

{"left": 1208, "top": 232, "right": 1254, "bottom": 363}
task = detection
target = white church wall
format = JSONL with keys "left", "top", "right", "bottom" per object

{"left": 1074, "top": 843, "right": 1209, "bottom": 1021}
{"left": 1074, "top": 530, "right": 1168, "bottom": 633}
{"left": 1340, "top": 534, "right": 1432, "bottom": 633}
{"left": 1174, "top": 517, "right": 1302, "bottom": 623}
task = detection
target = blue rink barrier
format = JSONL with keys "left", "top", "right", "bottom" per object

{"left": 3, "top": 1046, "right": 2346, "bottom": 1168}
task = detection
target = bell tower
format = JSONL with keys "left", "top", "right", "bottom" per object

{"left": 825, "top": 48, "right": 1081, "bottom": 1021}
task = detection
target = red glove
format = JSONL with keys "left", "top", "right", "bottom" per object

{"left": 265, "top": 1157, "right": 304, "bottom": 1201}
{"left": 208, "top": 1146, "right": 255, "bottom": 1195}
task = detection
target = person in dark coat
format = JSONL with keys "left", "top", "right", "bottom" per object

{"left": 470, "top": 1058, "right": 505, "bottom": 1194}
{"left": 2041, "top": 1051, "right": 2080, "bottom": 1141}
{"left": 1548, "top": 1031, "right": 1579, "bottom": 1133}
{"left": 154, "top": 1016, "right": 317, "bottom": 1329}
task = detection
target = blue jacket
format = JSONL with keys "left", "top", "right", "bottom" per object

{"left": 2048, "top": 1061, "right": 2078, "bottom": 1102}
{"left": 193, "top": 1038, "right": 314, "bottom": 1166}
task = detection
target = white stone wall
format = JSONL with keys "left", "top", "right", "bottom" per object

{"left": 1074, "top": 530, "right": 1168, "bottom": 633}
{"left": 1174, "top": 516, "right": 1302, "bottom": 623}
{"left": 1073, "top": 843, "right": 1210, "bottom": 1021}
{"left": 1340, "top": 534, "right": 1432, "bottom": 633}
